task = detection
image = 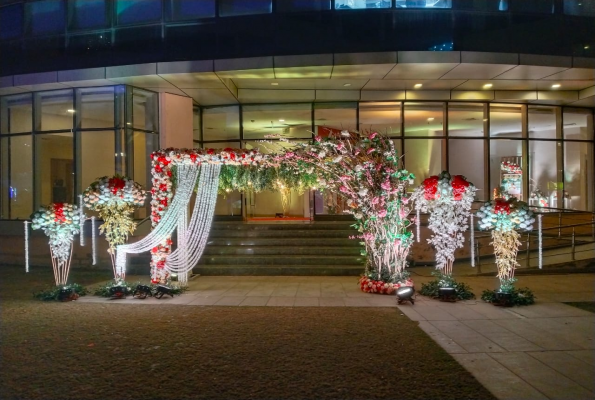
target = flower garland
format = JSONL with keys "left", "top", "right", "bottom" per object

{"left": 501, "top": 161, "right": 522, "bottom": 174}
{"left": 411, "top": 171, "right": 476, "bottom": 276}
{"left": 83, "top": 175, "right": 147, "bottom": 281}
{"left": 30, "top": 203, "right": 81, "bottom": 285}
{"left": 476, "top": 198, "right": 535, "bottom": 292}
{"left": 359, "top": 275, "right": 413, "bottom": 295}
{"left": 529, "top": 188, "right": 549, "bottom": 208}
{"left": 149, "top": 148, "right": 267, "bottom": 283}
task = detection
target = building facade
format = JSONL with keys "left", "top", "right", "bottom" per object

{"left": 1, "top": 0, "right": 594, "bottom": 221}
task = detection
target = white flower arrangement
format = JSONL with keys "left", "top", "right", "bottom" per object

{"left": 475, "top": 198, "right": 535, "bottom": 233}
{"left": 83, "top": 176, "right": 146, "bottom": 210}
{"left": 31, "top": 203, "right": 81, "bottom": 263}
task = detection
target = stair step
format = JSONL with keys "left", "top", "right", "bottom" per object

{"left": 197, "top": 255, "right": 365, "bottom": 266}
{"left": 206, "top": 238, "right": 359, "bottom": 246}
{"left": 211, "top": 222, "right": 355, "bottom": 231}
{"left": 208, "top": 230, "right": 356, "bottom": 238}
{"left": 204, "top": 246, "right": 362, "bottom": 256}
{"left": 193, "top": 265, "right": 363, "bottom": 276}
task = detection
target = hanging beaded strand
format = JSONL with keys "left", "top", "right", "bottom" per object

{"left": 24, "top": 221, "right": 30, "bottom": 272}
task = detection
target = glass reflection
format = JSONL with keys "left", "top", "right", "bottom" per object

{"left": 359, "top": 102, "right": 401, "bottom": 136}
{"left": 490, "top": 104, "right": 523, "bottom": 138}
{"left": 448, "top": 103, "right": 485, "bottom": 137}
{"left": 1, "top": 94, "right": 32, "bottom": 134}
{"left": 36, "top": 90, "right": 74, "bottom": 131}
{"left": 203, "top": 106, "right": 240, "bottom": 141}
{"left": 35, "top": 133, "right": 74, "bottom": 205}
{"left": 529, "top": 106, "right": 557, "bottom": 139}
{"left": 79, "top": 87, "right": 115, "bottom": 129}
{"left": 243, "top": 104, "right": 312, "bottom": 140}
{"left": 404, "top": 103, "right": 444, "bottom": 137}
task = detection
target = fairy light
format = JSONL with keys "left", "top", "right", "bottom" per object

{"left": 538, "top": 214, "right": 543, "bottom": 269}
{"left": 416, "top": 208, "right": 420, "bottom": 242}
{"left": 24, "top": 221, "right": 30, "bottom": 272}
{"left": 78, "top": 194, "right": 85, "bottom": 246}
{"left": 91, "top": 216, "right": 97, "bottom": 265}
{"left": 470, "top": 214, "right": 475, "bottom": 267}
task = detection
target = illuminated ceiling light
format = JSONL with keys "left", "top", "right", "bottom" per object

{"left": 126, "top": 122, "right": 131, "bottom": 125}
{"left": 584, "top": 45, "right": 589, "bottom": 49}
{"left": 427, "top": 117, "right": 435, "bottom": 121}
{"left": 279, "top": 119, "right": 285, "bottom": 122}
{"left": 551, "top": 84, "right": 561, "bottom": 89}
{"left": 483, "top": 119, "right": 488, "bottom": 122}
{"left": 343, "top": 83, "right": 351, "bottom": 87}
{"left": 414, "top": 83, "right": 423, "bottom": 89}
{"left": 67, "top": 109, "right": 75, "bottom": 113}
{"left": 271, "top": 82, "right": 279, "bottom": 86}
{"left": 483, "top": 83, "right": 493, "bottom": 89}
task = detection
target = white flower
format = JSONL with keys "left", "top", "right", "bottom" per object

{"left": 341, "top": 130, "right": 350, "bottom": 137}
{"left": 333, "top": 156, "right": 342, "bottom": 163}
{"left": 358, "top": 188, "right": 368, "bottom": 197}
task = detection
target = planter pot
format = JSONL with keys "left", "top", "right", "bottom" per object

{"left": 494, "top": 291, "right": 513, "bottom": 307}
{"left": 58, "top": 287, "right": 79, "bottom": 302}
{"left": 438, "top": 287, "right": 457, "bottom": 302}
{"left": 109, "top": 286, "right": 128, "bottom": 299}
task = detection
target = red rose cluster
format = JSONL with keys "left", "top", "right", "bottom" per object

{"left": 494, "top": 198, "right": 511, "bottom": 215}
{"left": 108, "top": 177, "right": 126, "bottom": 196}
{"left": 451, "top": 175, "right": 470, "bottom": 201}
{"left": 53, "top": 203, "right": 66, "bottom": 223}
{"left": 359, "top": 276, "right": 414, "bottom": 295}
{"left": 422, "top": 176, "right": 439, "bottom": 200}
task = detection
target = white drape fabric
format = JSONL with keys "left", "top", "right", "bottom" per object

{"left": 116, "top": 163, "right": 220, "bottom": 281}
{"left": 116, "top": 165, "right": 201, "bottom": 276}
{"left": 165, "top": 164, "right": 221, "bottom": 283}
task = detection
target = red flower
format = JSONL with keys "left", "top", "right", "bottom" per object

{"left": 423, "top": 176, "right": 439, "bottom": 200}
{"left": 108, "top": 177, "right": 126, "bottom": 195}
{"left": 190, "top": 154, "right": 197, "bottom": 163}
{"left": 166, "top": 170, "right": 172, "bottom": 177}
{"left": 451, "top": 175, "right": 470, "bottom": 201}
{"left": 494, "top": 199, "right": 511, "bottom": 215}
{"left": 207, "top": 149, "right": 215, "bottom": 155}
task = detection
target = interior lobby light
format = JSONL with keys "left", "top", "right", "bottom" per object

{"left": 427, "top": 117, "right": 434, "bottom": 121}
{"left": 271, "top": 82, "right": 279, "bottom": 86}
{"left": 67, "top": 109, "right": 75, "bottom": 113}
{"left": 279, "top": 119, "right": 285, "bottom": 122}
{"left": 552, "top": 84, "right": 561, "bottom": 88}
{"left": 483, "top": 83, "right": 493, "bottom": 89}
{"left": 414, "top": 83, "right": 423, "bottom": 88}
{"left": 343, "top": 83, "right": 351, "bottom": 87}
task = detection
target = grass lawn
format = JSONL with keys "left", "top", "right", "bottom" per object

{"left": 0, "top": 265, "right": 495, "bottom": 400}
{"left": 563, "top": 302, "right": 595, "bottom": 313}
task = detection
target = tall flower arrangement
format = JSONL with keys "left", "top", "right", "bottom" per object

{"left": 83, "top": 175, "right": 146, "bottom": 281}
{"left": 476, "top": 198, "right": 535, "bottom": 292}
{"left": 31, "top": 203, "right": 81, "bottom": 285}
{"left": 412, "top": 171, "right": 476, "bottom": 276}
{"left": 281, "top": 131, "right": 415, "bottom": 286}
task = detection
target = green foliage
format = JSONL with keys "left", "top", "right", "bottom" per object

{"left": 218, "top": 164, "right": 318, "bottom": 195}
{"left": 419, "top": 272, "right": 476, "bottom": 300}
{"left": 33, "top": 283, "right": 88, "bottom": 301}
{"left": 481, "top": 287, "right": 535, "bottom": 306}
{"left": 364, "top": 269, "right": 411, "bottom": 285}
{"left": 498, "top": 277, "right": 517, "bottom": 293}
{"left": 92, "top": 281, "right": 188, "bottom": 297}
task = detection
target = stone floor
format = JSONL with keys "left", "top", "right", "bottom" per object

{"left": 78, "top": 273, "right": 595, "bottom": 400}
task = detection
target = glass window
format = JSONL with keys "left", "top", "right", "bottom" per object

{"left": 202, "top": 106, "right": 240, "bottom": 141}
{"left": 78, "top": 87, "right": 115, "bottom": 129}
{"left": 27, "top": 0, "right": 66, "bottom": 35}
{"left": 79, "top": 131, "right": 115, "bottom": 191}
{"left": 0, "top": 4, "right": 24, "bottom": 39}
{"left": 490, "top": 104, "right": 523, "bottom": 138}
{"left": 490, "top": 140, "right": 524, "bottom": 200}
{"left": 359, "top": 102, "right": 401, "bottom": 136}
{"left": 509, "top": 0, "right": 553, "bottom": 13}
{"left": 1, "top": 138, "right": 7, "bottom": 218}
{"left": 168, "top": 0, "right": 215, "bottom": 20}
{"left": 116, "top": 0, "right": 161, "bottom": 25}
{"left": 1, "top": 94, "right": 33, "bottom": 134}
{"left": 395, "top": 0, "right": 452, "bottom": 8}
{"left": 243, "top": 104, "right": 312, "bottom": 140}
{"left": 132, "top": 89, "right": 158, "bottom": 131}
{"left": 193, "top": 107, "right": 201, "bottom": 141}
{"left": 336, "top": 0, "right": 391, "bottom": 9}
{"left": 219, "top": 0, "right": 272, "bottom": 16}
{"left": 69, "top": 0, "right": 108, "bottom": 30}
{"left": 563, "top": 108, "right": 594, "bottom": 140}
{"left": 449, "top": 139, "right": 486, "bottom": 200}
{"left": 529, "top": 106, "right": 558, "bottom": 139}
{"left": 202, "top": 141, "right": 241, "bottom": 149}
{"left": 35, "top": 133, "right": 74, "bottom": 205}
{"left": 529, "top": 140, "right": 560, "bottom": 209}
{"left": 6, "top": 135, "right": 33, "bottom": 219}
{"left": 454, "top": 0, "right": 508, "bottom": 11}
{"left": 36, "top": 90, "right": 74, "bottom": 132}
{"left": 564, "top": 141, "right": 594, "bottom": 211}
{"left": 404, "top": 102, "right": 444, "bottom": 137}
{"left": 404, "top": 139, "right": 445, "bottom": 187}
{"left": 448, "top": 103, "right": 486, "bottom": 137}
{"left": 564, "top": 0, "right": 595, "bottom": 16}
{"left": 278, "top": 0, "right": 331, "bottom": 12}
{"left": 131, "top": 131, "right": 158, "bottom": 218}
{"left": 314, "top": 103, "right": 357, "bottom": 136}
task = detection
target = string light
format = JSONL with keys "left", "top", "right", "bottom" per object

{"left": 470, "top": 214, "right": 475, "bottom": 267}
{"left": 78, "top": 194, "right": 85, "bottom": 246}
{"left": 416, "top": 208, "right": 420, "bottom": 242}
{"left": 91, "top": 216, "right": 97, "bottom": 265}
{"left": 24, "top": 221, "right": 30, "bottom": 273}
{"left": 538, "top": 214, "right": 543, "bottom": 269}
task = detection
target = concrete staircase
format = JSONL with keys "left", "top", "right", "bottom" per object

{"left": 193, "top": 221, "right": 365, "bottom": 276}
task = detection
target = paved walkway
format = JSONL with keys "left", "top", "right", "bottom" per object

{"left": 79, "top": 273, "right": 595, "bottom": 400}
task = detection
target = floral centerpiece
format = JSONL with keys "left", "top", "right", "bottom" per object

{"left": 31, "top": 203, "right": 81, "bottom": 285}
{"left": 412, "top": 171, "right": 476, "bottom": 276}
{"left": 280, "top": 131, "right": 415, "bottom": 293}
{"left": 83, "top": 175, "right": 146, "bottom": 281}
{"left": 476, "top": 198, "right": 535, "bottom": 299}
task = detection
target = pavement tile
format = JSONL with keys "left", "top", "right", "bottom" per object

{"left": 510, "top": 303, "right": 595, "bottom": 318}
{"left": 452, "top": 353, "right": 549, "bottom": 400}
{"left": 435, "top": 303, "right": 487, "bottom": 320}
{"left": 492, "top": 319, "right": 583, "bottom": 351}
{"left": 429, "top": 320, "right": 507, "bottom": 353}
{"left": 396, "top": 304, "right": 426, "bottom": 321}
{"left": 527, "top": 351, "right": 595, "bottom": 393}
{"left": 344, "top": 297, "right": 374, "bottom": 307}
{"left": 564, "top": 350, "right": 595, "bottom": 367}
{"left": 266, "top": 297, "right": 295, "bottom": 307}
{"left": 490, "top": 352, "right": 595, "bottom": 400}
{"left": 417, "top": 321, "right": 467, "bottom": 354}
{"left": 214, "top": 296, "right": 246, "bottom": 306}
{"left": 239, "top": 296, "right": 270, "bottom": 306}
{"left": 318, "top": 297, "right": 346, "bottom": 307}
{"left": 523, "top": 317, "right": 595, "bottom": 350}
{"left": 462, "top": 320, "right": 543, "bottom": 352}
{"left": 187, "top": 296, "right": 222, "bottom": 306}
{"left": 293, "top": 297, "right": 320, "bottom": 307}
{"left": 411, "top": 305, "right": 458, "bottom": 321}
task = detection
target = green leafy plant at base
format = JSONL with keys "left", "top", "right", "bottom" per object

{"left": 481, "top": 287, "right": 535, "bottom": 306}
{"left": 419, "top": 272, "right": 475, "bottom": 300}
{"left": 93, "top": 281, "right": 188, "bottom": 297}
{"left": 33, "top": 283, "right": 89, "bottom": 301}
